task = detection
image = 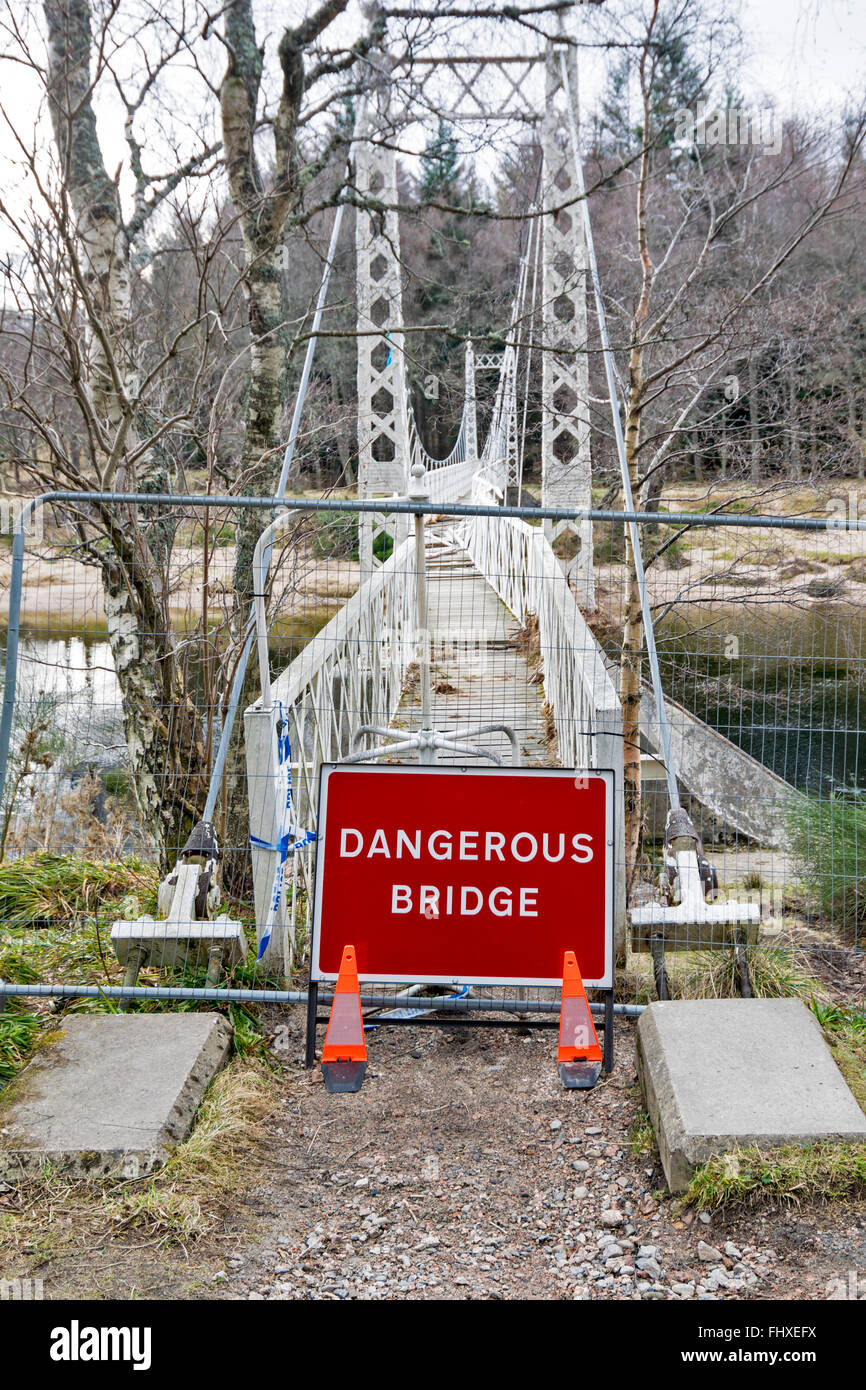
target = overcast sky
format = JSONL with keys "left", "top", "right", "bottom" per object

{"left": 0, "top": 0, "right": 863, "bottom": 257}
{"left": 738, "top": 0, "right": 865, "bottom": 114}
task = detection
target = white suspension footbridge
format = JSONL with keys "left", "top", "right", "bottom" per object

{"left": 235, "top": 38, "right": 771, "bottom": 983}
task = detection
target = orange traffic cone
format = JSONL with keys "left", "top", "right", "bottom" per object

{"left": 321, "top": 945, "right": 367, "bottom": 1094}
{"left": 557, "top": 950, "right": 602, "bottom": 1090}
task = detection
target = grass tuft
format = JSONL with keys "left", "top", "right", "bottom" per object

{"left": 680, "top": 946, "right": 824, "bottom": 1001}
{"left": 787, "top": 797, "right": 866, "bottom": 942}
{"left": 0, "top": 853, "right": 158, "bottom": 928}
{"left": 684, "top": 1142, "right": 866, "bottom": 1210}
{"left": 0, "top": 1004, "right": 43, "bottom": 1081}
{"left": 105, "top": 1187, "right": 208, "bottom": 1245}
{"left": 622, "top": 943, "right": 824, "bottom": 1004}
{"left": 629, "top": 1108, "right": 657, "bottom": 1156}
{"left": 165, "top": 1059, "right": 277, "bottom": 1189}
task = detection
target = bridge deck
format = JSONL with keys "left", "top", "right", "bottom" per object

{"left": 389, "top": 528, "right": 553, "bottom": 767}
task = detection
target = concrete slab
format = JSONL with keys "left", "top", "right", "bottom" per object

{"left": 0, "top": 1013, "right": 233, "bottom": 1181}
{"left": 636, "top": 999, "right": 866, "bottom": 1192}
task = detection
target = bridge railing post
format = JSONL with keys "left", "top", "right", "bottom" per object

{"left": 595, "top": 709, "right": 627, "bottom": 963}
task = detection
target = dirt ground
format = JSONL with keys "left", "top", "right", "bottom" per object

{"left": 5, "top": 1011, "right": 863, "bottom": 1302}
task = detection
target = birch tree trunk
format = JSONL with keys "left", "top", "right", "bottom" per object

{"left": 788, "top": 363, "right": 801, "bottom": 480}
{"left": 748, "top": 354, "right": 761, "bottom": 484}
{"left": 620, "top": 65, "right": 655, "bottom": 894}
{"left": 45, "top": 0, "right": 204, "bottom": 863}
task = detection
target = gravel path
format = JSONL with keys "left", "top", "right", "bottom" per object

{"left": 210, "top": 1015, "right": 866, "bottom": 1301}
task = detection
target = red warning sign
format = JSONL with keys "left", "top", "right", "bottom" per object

{"left": 311, "top": 765, "right": 614, "bottom": 988}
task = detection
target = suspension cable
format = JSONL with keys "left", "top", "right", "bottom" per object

{"left": 558, "top": 47, "right": 680, "bottom": 812}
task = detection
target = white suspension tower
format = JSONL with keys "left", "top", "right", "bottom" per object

{"left": 355, "top": 55, "right": 411, "bottom": 570}
{"left": 541, "top": 39, "right": 594, "bottom": 610}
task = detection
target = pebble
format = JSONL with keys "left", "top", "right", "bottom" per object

{"left": 208, "top": 1043, "right": 791, "bottom": 1305}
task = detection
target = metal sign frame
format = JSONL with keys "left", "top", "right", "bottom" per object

{"left": 309, "top": 762, "right": 614, "bottom": 987}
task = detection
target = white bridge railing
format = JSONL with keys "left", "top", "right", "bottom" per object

{"left": 244, "top": 535, "right": 418, "bottom": 964}
{"left": 462, "top": 514, "right": 620, "bottom": 770}
{"left": 462, "top": 512, "right": 626, "bottom": 944}
{"left": 408, "top": 405, "right": 474, "bottom": 504}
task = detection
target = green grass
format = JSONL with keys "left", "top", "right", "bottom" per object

{"left": 811, "top": 999, "right": 866, "bottom": 1111}
{"left": 309, "top": 511, "right": 393, "bottom": 563}
{"left": 624, "top": 943, "right": 824, "bottom": 1005}
{"left": 787, "top": 797, "right": 866, "bottom": 941}
{"left": 811, "top": 999, "right": 866, "bottom": 1040}
{"left": 0, "top": 853, "right": 158, "bottom": 928}
{"left": 0, "top": 1004, "right": 43, "bottom": 1082}
{"left": 684, "top": 1142, "right": 866, "bottom": 1209}
{"left": 181, "top": 522, "right": 236, "bottom": 549}
{"left": 629, "top": 1108, "right": 657, "bottom": 1156}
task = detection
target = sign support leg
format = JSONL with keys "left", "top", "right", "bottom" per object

{"left": 305, "top": 980, "right": 318, "bottom": 1068}
{"left": 603, "top": 988, "right": 614, "bottom": 1074}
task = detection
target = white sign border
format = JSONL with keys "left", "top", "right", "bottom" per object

{"left": 310, "top": 763, "right": 614, "bottom": 990}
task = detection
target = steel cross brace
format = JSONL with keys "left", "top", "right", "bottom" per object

{"left": 345, "top": 721, "right": 521, "bottom": 767}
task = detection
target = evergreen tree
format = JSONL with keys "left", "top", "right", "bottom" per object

{"left": 420, "top": 119, "right": 461, "bottom": 202}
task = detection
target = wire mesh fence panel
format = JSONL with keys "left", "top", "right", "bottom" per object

{"left": 600, "top": 507, "right": 866, "bottom": 1010}
{"left": 0, "top": 493, "right": 864, "bottom": 1026}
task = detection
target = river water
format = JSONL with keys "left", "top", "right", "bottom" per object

{"left": 1, "top": 600, "right": 863, "bottom": 797}
{"left": 658, "top": 600, "right": 865, "bottom": 795}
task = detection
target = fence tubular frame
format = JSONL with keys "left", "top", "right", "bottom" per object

{"left": 1, "top": 489, "right": 864, "bottom": 1005}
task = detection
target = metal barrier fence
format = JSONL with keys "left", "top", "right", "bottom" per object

{"left": 0, "top": 490, "right": 864, "bottom": 1029}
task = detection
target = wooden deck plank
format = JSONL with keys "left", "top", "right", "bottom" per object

{"left": 390, "top": 530, "right": 554, "bottom": 767}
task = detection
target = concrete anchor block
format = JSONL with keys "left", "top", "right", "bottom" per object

{"left": 0, "top": 1013, "right": 233, "bottom": 1181}
{"left": 636, "top": 999, "right": 866, "bottom": 1193}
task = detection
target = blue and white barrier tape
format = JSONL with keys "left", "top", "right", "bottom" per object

{"left": 251, "top": 700, "right": 316, "bottom": 960}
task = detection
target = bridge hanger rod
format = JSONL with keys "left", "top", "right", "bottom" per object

{"left": 557, "top": 47, "right": 680, "bottom": 813}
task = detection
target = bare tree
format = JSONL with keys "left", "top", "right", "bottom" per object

{"left": 0, "top": 0, "right": 573, "bottom": 868}
{"left": 585, "top": 0, "right": 866, "bottom": 886}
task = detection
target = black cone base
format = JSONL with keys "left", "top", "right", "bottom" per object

{"left": 558, "top": 1059, "right": 602, "bottom": 1090}
{"left": 322, "top": 1059, "right": 367, "bottom": 1093}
